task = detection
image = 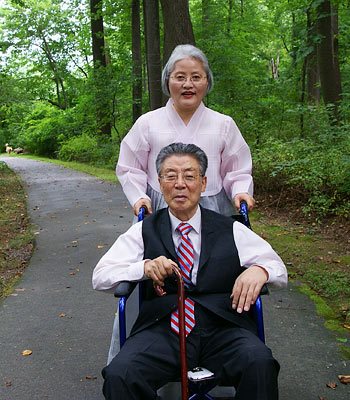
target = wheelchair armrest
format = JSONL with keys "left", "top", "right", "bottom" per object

{"left": 114, "top": 281, "right": 137, "bottom": 298}
{"left": 260, "top": 284, "right": 269, "bottom": 296}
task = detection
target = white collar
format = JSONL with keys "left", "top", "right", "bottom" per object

{"left": 168, "top": 206, "right": 201, "bottom": 235}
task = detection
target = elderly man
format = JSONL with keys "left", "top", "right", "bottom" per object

{"left": 93, "top": 142, "right": 287, "bottom": 400}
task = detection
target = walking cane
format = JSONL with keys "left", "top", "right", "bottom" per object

{"left": 140, "top": 206, "right": 188, "bottom": 399}
{"left": 154, "top": 266, "right": 189, "bottom": 400}
{"left": 172, "top": 266, "right": 189, "bottom": 400}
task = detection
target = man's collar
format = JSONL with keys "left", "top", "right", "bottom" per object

{"left": 168, "top": 206, "right": 201, "bottom": 234}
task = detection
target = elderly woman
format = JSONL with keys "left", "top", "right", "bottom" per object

{"left": 117, "top": 44, "right": 254, "bottom": 217}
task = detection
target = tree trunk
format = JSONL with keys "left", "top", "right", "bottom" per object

{"left": 40, "top": 35, "right": 68, "bottom": 110}
{"left": 143, "top": 0, "right": 163, "bottom": 109}
{"left": 202, "top": 0, "right": 210, "bottom": 37}
{"left": 300, "top": 56, "right": 307, "bottom": 137}
{"left": 160, "top": 0, "right": 195, "bottom": 64}
{"left": 132, "top": 0, "right": 142, "bottom": 121}
{"left": 227, "top": 0, "right": 233, "bottom": 35}
{"left": 306, "top": 9, "right": 320, "bottom": 103}
{"left": 316, "top": 0, "right": 342, "bottom": 122}
{"left": 90, "top": 0, "right": 107, "bottom": 68}
{"left": 89, "top": 0, "right": 111, "bottom": 137}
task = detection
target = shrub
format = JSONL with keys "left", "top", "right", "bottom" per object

{"left": 252, "top": 134, "right": 350, "bottom": 218}
{"left": 58, "top": 134, "right": 100, "bottom": 163}
{"left": 17, "top": 103, "right": 67, "bottom": 156}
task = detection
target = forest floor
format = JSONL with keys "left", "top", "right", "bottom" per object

{"left": 253, "top": 191, "right": 350, "bottom": 353}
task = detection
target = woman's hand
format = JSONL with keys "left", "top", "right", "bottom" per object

{"left": 133, "top": 198, "right": 152, "bottom": 216}
{"left": 233, "top": 193, "right": 255, "bottom": 211}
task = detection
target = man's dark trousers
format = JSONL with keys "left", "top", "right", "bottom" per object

{"left": 102, "top": 305, "right": 279, "bottom": 400}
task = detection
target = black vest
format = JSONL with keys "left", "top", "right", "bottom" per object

{"left": 130, "top": 207, "right": 257, "bottom": 336}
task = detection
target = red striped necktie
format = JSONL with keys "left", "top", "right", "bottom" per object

{"left": 171, "top": 222, "right": 196, "bottom": 337}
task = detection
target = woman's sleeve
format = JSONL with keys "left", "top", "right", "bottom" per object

{"left": 220, "top": 118, "right": 253, "bottom": 199}
{"left": 116, "top": 117, "right": 151, "bottom": 207}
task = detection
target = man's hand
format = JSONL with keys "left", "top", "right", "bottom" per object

{"left": 144, "top": 256, "right": 177, "bottom": 287}
{"left": 230, "top": 266, "right": 268, "bottom": 313}
{"left": 133, "top": 198, "right": 152, "bottom": 216}
{"left": 233, "top": 193, "right": 255, "bottom": 211}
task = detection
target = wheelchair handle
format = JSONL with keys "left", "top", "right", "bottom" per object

{"left": 239, "top": 200, "right": 251, "bottom": 230}
{"left": 138, "top": 206, "right": 147, "bottom": 222}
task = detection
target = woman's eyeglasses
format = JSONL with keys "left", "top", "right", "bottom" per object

{"left": 169, "top": 74, "right": 207, "bottom": 84}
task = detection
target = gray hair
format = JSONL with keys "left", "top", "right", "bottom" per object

{"left": 161, "top": 44, "right": 214, "bottom": 97}
{"left": 156, "top": 142, "right": 208, "bottom": 176}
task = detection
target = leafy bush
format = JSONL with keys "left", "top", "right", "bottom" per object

{"left": 15, "top": 101, "right": 98, "bottom": 157}
{"left": 17, "top": 103, "right": 67, "bottom": 156}
{"left": 252, "top": 133, "right": 350, "bottom": 218}
{"left": 58, "top": 134, "right": 100, "bottom": 163}
{"left": 58, "top": 133, "right": 119, "bottom": 168}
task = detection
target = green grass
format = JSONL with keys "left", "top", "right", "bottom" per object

{"left": 0, "top": 161, "right": 34, "bottom": 299}
{"left": 20, "top": 154, "right": 117, "bottom": 182}
{"left": 250, "top": 210, "right": 350, "bottom": 339}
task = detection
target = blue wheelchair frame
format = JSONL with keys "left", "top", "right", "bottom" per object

{"left": 114, "top": 202, "right": 266, "bottom": 399}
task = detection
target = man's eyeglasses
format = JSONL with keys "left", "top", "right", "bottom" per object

{"left": 169, "top": 74, "right": 207, "bottom": 84}
{"left": 159, "top": 172, "right": 202, "bottom": 183}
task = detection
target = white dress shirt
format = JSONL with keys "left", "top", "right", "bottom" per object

{"left": 116, "top": 99, "right": 253, "bottom": 207}
{"left": 92, "top": 207, "right": 287, "bottom": 292}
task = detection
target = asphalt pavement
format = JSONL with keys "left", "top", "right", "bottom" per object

{"left": 0, "top": 156, "right": 349, "bottom": 400}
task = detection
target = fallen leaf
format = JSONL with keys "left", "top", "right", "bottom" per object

{"left": 338, "top": 375, "right": 350, "bottom": 384}
{"left": 5, "top": 380, "right": 12, "bottom": 387}
{"left": 85, "top": 375, "right": 97, "bottom": 380}
{"left": 318, "top": 397, "right": 326, "bottom": 400}
{"left": 326, "top": 382, "right": 337, "bottom": 389}
{"left": 59, "top": 313, "right": 66, "bottom": 318}
{"left": 343, "top": 323, "right": 350, "bottom": 330}
{"left": 21, "top": 349, "right": 33, "bottom": 356}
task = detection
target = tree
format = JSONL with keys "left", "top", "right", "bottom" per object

{"left": 305, "top": 7, "right": 320, "bottom": 103}
{"left": 90, "top": 0, "right": 112, "bottom": 136}
{"left": 160, "top": 0, "right": 195, "bottom": 63}
{"left": 316, "top": 0, "right": 342, "bottom": 122}
{"left": 131, "top": 0, "right": 142, "bottom": 121}
{"left": 143, "top": 0, "right": 163, "bottom": 110}
{"left": 0, "top": 0, "right": 83, "bottom": 110}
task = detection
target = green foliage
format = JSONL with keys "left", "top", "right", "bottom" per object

{"left": 58, "top": 133, "right": 119, "bottom": 169}
{"left": 253, "top": 129, "right": 350, "bottom": 218}
{"left": 58, "top": 134, "right": 99, "bottom": 163}
{"left": 1, "top": 0, "right": 350, "bottom": 219}
{"left": 16, "top": 102, "right": 63, "bottom": 156}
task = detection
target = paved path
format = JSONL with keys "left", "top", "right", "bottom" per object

{"left": 0, "top": 156, "right": 349, "bottom": 400}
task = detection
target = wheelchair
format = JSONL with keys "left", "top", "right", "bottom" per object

{"left": 110, "top": 202, "right": 266, "bottom": 399}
